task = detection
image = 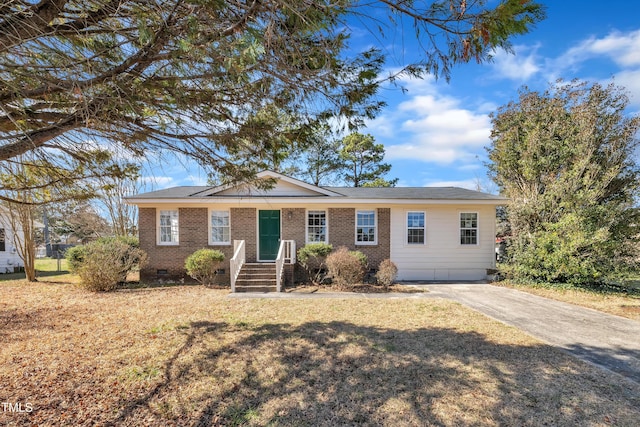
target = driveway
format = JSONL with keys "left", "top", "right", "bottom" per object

{"left": 420, "top": 283, "right": 640, "bottom": 384}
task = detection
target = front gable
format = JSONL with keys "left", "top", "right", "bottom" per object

{"left": 214, "top": 178, "right": 325, "bottom": 197}
{"left": 197, "top": 171, "right": 343, "bottom": 198}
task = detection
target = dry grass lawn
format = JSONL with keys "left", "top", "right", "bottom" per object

{"left": 1, "top": 277, "right": 639, "bottom": 426}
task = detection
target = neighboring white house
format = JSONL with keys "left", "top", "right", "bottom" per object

{"left": 0, "top": 208, "right": 24, "bottom": 274}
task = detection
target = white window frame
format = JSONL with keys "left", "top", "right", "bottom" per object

{"left": 406, "top": 211, "right": 426, "bottom": 245}
{"left": 355, "top": 209, "right": 377, "bottom": 245}
{"left": 209, "top": 209, "right": 231, "bottom": 245}
{"left": 459, "top": 212, "right": 479, "bottom": 246}
{"left": 158, "top": 209, "right": 179, "bottom": 245}
{"left": 306, "top": 210, "right": 328, "bottom": 243}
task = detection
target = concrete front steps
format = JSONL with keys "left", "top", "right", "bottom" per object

{"left": 235, "top": 263, "right": 278, "bottom": 292}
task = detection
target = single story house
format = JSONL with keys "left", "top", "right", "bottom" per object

{"left": 0, "top": 208, "right": 24, "bottom": 274}
{"left": 127, "top": 171, "right": 507, "bottom": 290}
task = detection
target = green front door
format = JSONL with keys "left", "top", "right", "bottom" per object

{"left": 258, "top": 210, "right": 280, "bottom": 261}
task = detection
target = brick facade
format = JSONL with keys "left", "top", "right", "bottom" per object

{"left": 281, "top": 208, "right": 306, "bottom": 251}
{"left": 139, "top": 207, "right": 214, "bottom": 282}
{"left": 140, "top": 206, "right": 391, "bottom": 284}
{"left": 328, "top": 207, "right": 391, "bottom": 269}
{"left": 231, "top": 208, "right": 257, "bottom": 263}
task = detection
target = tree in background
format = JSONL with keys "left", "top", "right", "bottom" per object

{"left": 94, "top": 163, "right": 142, "bottom": 237}
{"left": 295, "top": 125, "right": 344, "bottom": 186}
{"left": 0, "top": 156, "right": 104, "bottom": 281}
{"left": 340, "top": 133, "right": 398, "bottom": 187}
{"left": 0, "top": 0, "right": 544, "bottom": 199}
{"left": 206, "top": 104, "right": 305, "bottom": 186}
{"left": 49, "top": 202, "right": 111, "bottom": 244}
{"left": 487, "top": 80, "right": 640, "bottom": 285}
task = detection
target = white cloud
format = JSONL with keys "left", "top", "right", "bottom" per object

{"left": 423, "top": 179, "right": 479, "bottom": 190}
{"left": 490, "top": 45, "right": 541, "bottom": 81}
{"left": 379, "top": 90, "right": 491, "bottom": 165}
{"left": 549, "top": 29, "right": 640, "bottom": 106}
{"left": 364, "top": 113, "right": 396, "bottom": 138}
{"left": 139, "top": 175, "right": 174, "bottom": 190}
{"left": 184, "top": 174, "right": 208, "bottom": 186}
{"left": 581, "top": 30, "right": 640, "bottom": 67}
{"left": 613, "top": 69, "right": 640, "bottom": 103}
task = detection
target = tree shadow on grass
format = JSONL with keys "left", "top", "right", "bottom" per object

{"left": 563, "top": 343, "right": 640, "bottom": 384}
{"left": 108, "top": 320, "right": 640, "bottom": 426}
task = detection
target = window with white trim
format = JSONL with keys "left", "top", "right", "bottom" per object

{"left": 460, "top": 212, "right": 478, "bottom": 245}
{"left": 210, "top": 210, "right": 230, "bottom": 244}
{"left": 159, "top": 210, "right": 179, "bottom": 244}
{"left": 307, "top": 210, "right": 327, "bottom": 243}
{"left": 356, "top": 210, "right": 377, "bottom": 244}
{"left": 407, "top": 211, "right": 425, "bottom": 244}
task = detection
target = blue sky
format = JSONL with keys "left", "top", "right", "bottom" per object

{"left": 145, "top": 1, "right": 640, "bottom": 192}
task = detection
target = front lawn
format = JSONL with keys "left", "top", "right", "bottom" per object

{"left": 1, "top": 279, "right": 639, "bottom": 426}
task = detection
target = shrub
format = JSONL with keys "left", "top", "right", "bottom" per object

{"left": 325, "top": 246, "right": 367, "bottom": 287}
{"left": 65, "top": 245, "right": 87, "bottom": 273}
{"left": 297, "top": 242, "right": 333, "bottom": 285}
{"left": 376, "top": 259, "right": 398, "bottom": 289}
{"left": 77, "top": 238, "right": 148, "bottom": 292}
{"left": 185, "top": 249, "right": 225, "bottom": 286}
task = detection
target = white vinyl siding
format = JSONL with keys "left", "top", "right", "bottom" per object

{"left": 390, "top": 206, "right": 496, "bottom": 281}
{"left": 210, "top": 210, "right": 230, "bottom": 244}
{"left": 356, "top": 210, "right": 377, "bottom": 245}
{"left": 406, "top": 211, "right": 425, "bottom": 244}
{"left": 159, "top": 210, "right": 179, "bottom": 245}
{"left": 307, "top": 210, "right": 327, "bottom": 243}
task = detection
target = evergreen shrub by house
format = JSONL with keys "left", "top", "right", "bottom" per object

{"left": 65, "top": 245, "right": 87, "bottom": 273}
{"left": 185, "top": 249, "right": 225, "bottom": 286}
{"left": 297, "top": 242, "right": 333, "bottom": 285}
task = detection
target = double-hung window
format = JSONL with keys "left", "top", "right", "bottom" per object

{"left": 407, "top": 211, "right": 425, "bottom": 244}
{"left": 210, "top": 210, "right": 230, "bottom": 244}
{"left": 307, "top": 210, "right": 327, "bottom": 243}
{"left": 356, "top": 210, "right": 377, "bottom": 244}
{"left": 159, "top": 210, "right": 179, "bottom": 244}
{"left": 460, "top": 212, "right": 478, "bottom": 245}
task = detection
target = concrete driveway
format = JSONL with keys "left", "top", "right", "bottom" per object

{"left": 420, "top": 283, "right": 640, "bottom": 384}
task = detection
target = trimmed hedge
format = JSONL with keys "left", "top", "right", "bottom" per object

{"left": 185, "top": 249, "right": 225, "bottom": 286}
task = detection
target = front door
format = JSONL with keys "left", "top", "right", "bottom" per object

{"left": 258, "top": 210, "right": 280, "bottom": 261}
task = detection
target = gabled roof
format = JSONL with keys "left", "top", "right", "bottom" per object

{"left": 127, "top": 171, "right": 507, "bottom": 204}
{"left": 193, "top": 171, "right": 343, "bottom": 197}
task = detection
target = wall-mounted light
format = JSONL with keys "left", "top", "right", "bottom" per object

{"left": 287, "top": 210, "right": 292, "bottom": 220}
